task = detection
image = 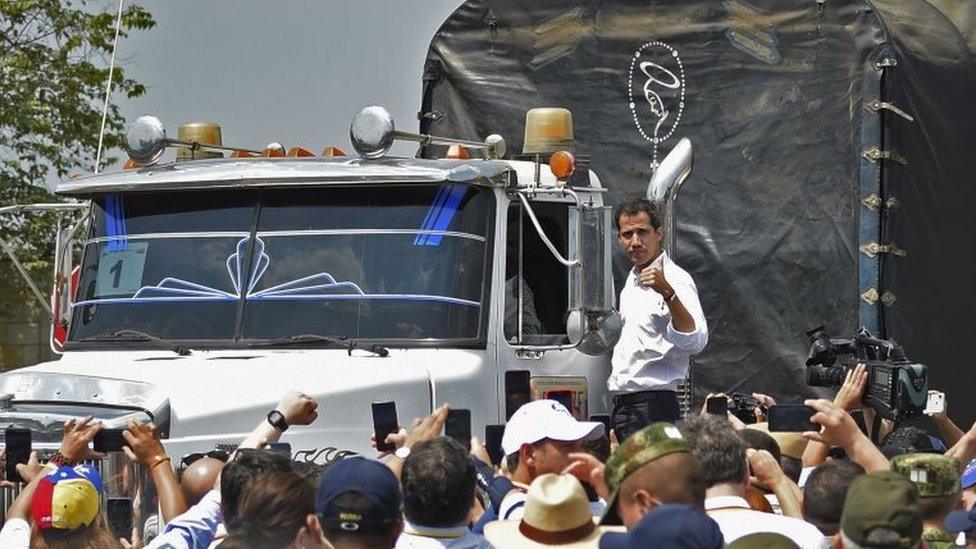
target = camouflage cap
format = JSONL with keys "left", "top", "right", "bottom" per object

{"left": 841, "top": 471, "right": 923, "bottom": 548}
{"left": 891, "top": 453, "right": 961, "bottom": 498}
{"left": 599, "top": 422, "right": 690, "bottom": 525}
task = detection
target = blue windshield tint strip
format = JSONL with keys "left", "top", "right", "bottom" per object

{"left": 104, "top": 194, "right": 129, "bottom": 251}
{"left": 423, "top": 185, "right": 467, "bottom": 246}
{"left": 413, "top": 185, "right": 451, "bottom": 246}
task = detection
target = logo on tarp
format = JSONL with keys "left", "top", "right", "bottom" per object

{"left": 628, "top": 41, "right": 685, "bottom": 169}
{"left": 723, "top": 0, "right": 781, "bottom": 65}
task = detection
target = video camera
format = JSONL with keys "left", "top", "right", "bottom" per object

{"left": 805, "top": 326, "right": 927, "bottom": 421}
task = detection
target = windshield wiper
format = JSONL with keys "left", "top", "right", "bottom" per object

{"left": 80, "top": 329, "right": 192, "bottom": 356}
{"left": 248, "top": 334, "right": 389, "bottom": 357}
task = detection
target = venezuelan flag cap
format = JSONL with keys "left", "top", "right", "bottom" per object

{"left": 31, "top": 465, "right": 103, "bottom": 534}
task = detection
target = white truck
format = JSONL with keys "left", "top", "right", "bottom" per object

{"left": 0, "top": 105, "right": 692, "bottom": 514}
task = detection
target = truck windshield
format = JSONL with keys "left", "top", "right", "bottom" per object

{"left": 69, "top": 184, "right": 494, "bottom": 346}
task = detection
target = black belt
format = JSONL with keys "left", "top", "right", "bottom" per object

{"left": 612, "top": 389, "right": 676, "bottom": 406}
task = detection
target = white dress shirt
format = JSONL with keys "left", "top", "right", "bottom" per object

{"left": 609, "top": 251, "right": 708, "bottom": 392}
{"left": 705, "top": 495, "right": 828, "bottom": 549}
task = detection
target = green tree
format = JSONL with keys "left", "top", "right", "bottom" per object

{"left": 0, "top": 0, "right": 155, "bottom": 296}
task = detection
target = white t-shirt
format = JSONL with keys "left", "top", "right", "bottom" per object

{"left": 0, "top": 518, "right": 30, "bottom": 549}
{"left": 705, "top": 496, "right": 828, "bottom": 549}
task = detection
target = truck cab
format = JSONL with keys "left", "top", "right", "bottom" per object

{"left": 0, "top": 107, "right": 631, "bottom": 471}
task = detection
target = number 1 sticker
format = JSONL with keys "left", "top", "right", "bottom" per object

{"left": 95, "top": 242, "right": 149, "bottom": 296}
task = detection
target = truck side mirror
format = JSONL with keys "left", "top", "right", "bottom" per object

{"left": 568, "top": 204, "right": 621, "bottom": 355}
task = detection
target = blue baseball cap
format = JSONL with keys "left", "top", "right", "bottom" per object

{"left": 946, "top": 508, "right": 976, "bottom": 536}
{"left": 316, "top": 457, "right": 402, "bottom": 532}
{"left": 962, "top": 459, "right": 976, "bottom": 490}
{"left": 599, "top": 504, "right": 724, "bottom": 549}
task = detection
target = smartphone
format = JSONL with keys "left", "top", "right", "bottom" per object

{"left": 371, "top": 401, "right": 399, "bottom": 453}
{"left": 107, "top": 497, "right": 133, "bottom": 539}
{"left": 4, "top": 428, "right": 31, "bottom": 483}
{"left": 445, "top": 409, "right": 472, "bottom": 452}
{"left": 706, "top": 396, "right": 728, "bottom": 416}
{"left": 768, "top": 405, "right": 818, "bottom": 432}
{"left": 924, "top": 391, "right": 946, "bottom": 416}
{"left": 505, "top": 370, "right": 532, "bottom": 420}
{"left": 485, "top": 424, "right": 505, "bottom": 467}
{"left": 267, "top": 442, "right": 291, "bottom": 458}
{"left": 93, "top": 428, "right": 128, "bottom": 453}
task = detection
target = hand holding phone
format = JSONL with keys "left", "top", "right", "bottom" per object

{"left": 484, "top": 425, "right": 505, "bottom": 467}
{"left": 371, "top": 401, "right": 399, "bottom": 453}
{"left": 924, "top": 391, "right": 946, "bottom": 416}
{"left": 445, "top": 409, "right": 472, "bottom": 452}
{"left": 767, "top": 405, "right": 818, "bottom": 432}
{"left": 4, "top": 428, "right": 31, "bottom": 484}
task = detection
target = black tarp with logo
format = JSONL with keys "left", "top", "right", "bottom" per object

{"left": 418, "top": 0, "right": 976, "bottom": 420}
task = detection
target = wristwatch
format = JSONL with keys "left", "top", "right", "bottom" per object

{"left": 394, "top": 446, "right": 411, "bottom": 460}
{"left": 267, "top": 410, "right": 289, "bottom": 432}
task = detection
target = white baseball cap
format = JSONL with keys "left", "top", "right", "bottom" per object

{"left": 501, "top": 400, "right": 605, "bottom": 456}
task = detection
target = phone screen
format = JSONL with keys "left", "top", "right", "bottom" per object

{"left": 925, "top": 392, "right": 946, "bottom": 415}
{"left": 505, "top": 371, "right": 531, "bottom": 420}
{"left": 445, "top": 409, "right": 472, "bottom": 452}
{"left": 107, "top": 497, "right": 133, "bottom": 539}
{"left": 485, "top": 424, "right": 505, "bottom": 466}
{"left": 93, "top": 428, "right": 128, "bottom": 453}
{"left": 706, "top": 396, "right": 728, "bottom": 416}
{"left": 371, "top": 401, "right": 399, "bottom": 453}
{"left": 5, "top": 428, "right": 31, "bottom": 483}
{"left": 767, "top": 405, "right": 818, "bottom": 432}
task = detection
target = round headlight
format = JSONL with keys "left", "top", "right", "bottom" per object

{"left": 350, "top": 106, "right": 395, "bottom": 159}
{"left": 125, "top": 115, "right": 167, "bottom": 166}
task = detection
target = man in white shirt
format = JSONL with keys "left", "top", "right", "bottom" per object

{"left": 683, "top": 417, "right": 828, "bottom": 549}
{"left": 610, "top": 198, "right": 708, "bottom": 440}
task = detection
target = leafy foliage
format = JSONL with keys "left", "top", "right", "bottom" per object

{"left": 0, "top": 0, "right": 155, "bottom": 296}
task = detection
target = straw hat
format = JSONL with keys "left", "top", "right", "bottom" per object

{"left": 484, "top": 474, "right": 619, "bottom": 547}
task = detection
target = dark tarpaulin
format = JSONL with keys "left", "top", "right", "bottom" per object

{"left": 419, "top": 0, "right": 976, "bottom": 419}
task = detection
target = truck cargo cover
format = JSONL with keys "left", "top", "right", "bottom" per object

{"left": 419, "top": 0, "right": 976, "bottom": 417}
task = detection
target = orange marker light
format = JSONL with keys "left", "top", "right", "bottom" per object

{"left": 321, "top": 146, "right": 347, "bottom": 157}
{"left": 549, "top": 150, "right": 575, "bottom": 181}
{"left": 122, "top": 159, "right": 140, "bottom": 170}
{"left": 287, "top": 147, "right": 315, "bottom": 157}
{"left": 230, "top": 150, "right": 257, "bottom": 158}
{"left": 446, "top": 144, "right": 470, "bottom": 159}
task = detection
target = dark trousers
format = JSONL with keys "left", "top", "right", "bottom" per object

{"left": 611, "top": 390, "right": 680, "bottom": 442}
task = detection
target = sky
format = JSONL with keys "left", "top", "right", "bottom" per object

{"left": 107, "top": 0, "right": 463, "bottom": 165}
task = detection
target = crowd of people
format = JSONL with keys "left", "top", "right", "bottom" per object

{"left": 1, "top": 367, "right": 976, "bottom": 548}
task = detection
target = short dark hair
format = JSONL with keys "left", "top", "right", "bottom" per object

{"left": 401, "top": 437, "right": 476, "bottom": 527}
{"left": 737, "top": 429, "right": 782, "bottom": 463}
{"left": 681, "top": 417, "right": 747, "bottom": 488}
{"left": 220, "top": 449, "right": 293, "bottom": 525}
{"left": 803, "top": 460, "right": 865, "bottom": 535}
{"left": 880, "top": 425, "right": 937, "bottom": 458}
{"left": 613, "top": 198, "right": 662, "bottom": 231}
{"left": 220, "top": 470, "right": 314, "bottom": 549}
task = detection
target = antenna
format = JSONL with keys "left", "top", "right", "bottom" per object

{"left": 93, "top": 0, "right": 126, "bottom": 173}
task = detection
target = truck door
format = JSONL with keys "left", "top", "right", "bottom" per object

{"left": 495, "top": 198, "right": 611, "bottom": 423}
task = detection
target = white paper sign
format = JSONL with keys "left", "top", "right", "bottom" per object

{"left": 95, "top": 242, "right": 149, "bottom": 296}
